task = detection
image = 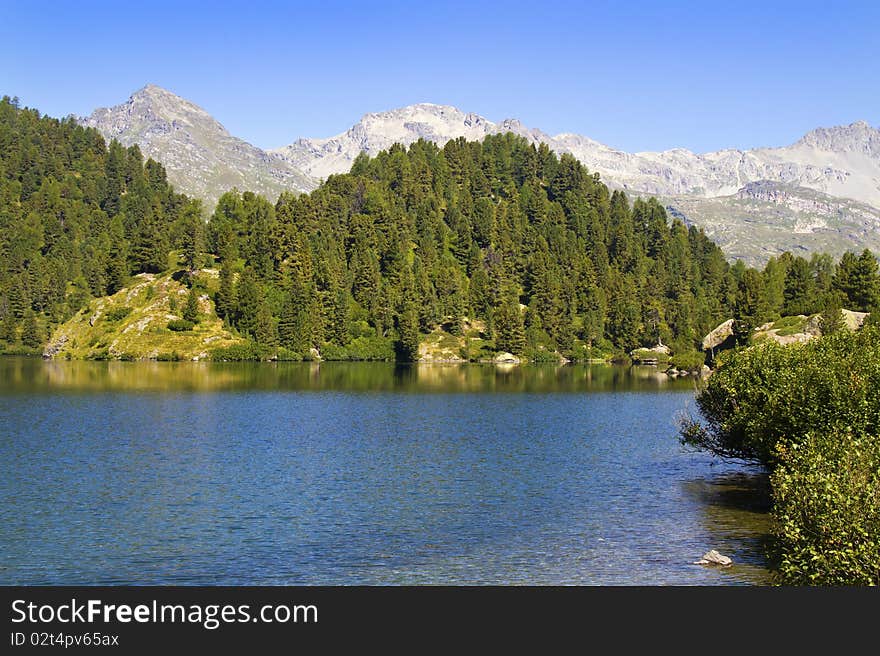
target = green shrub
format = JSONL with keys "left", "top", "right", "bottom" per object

{"left": 209, "top": 342, "right": 268, "bottom": 361}
{"left": 670, "top": 350, "right": 705, "bottom": 371}
{"left": 87, "top": 348, "right": 110, "bottom": 361}
{"left": 680, "top": 325, "right": 880, "bottom": 465}
{"left": 681, "top": 325, "right": 880, "bottom": 585}
{"left": 155, "top": 352, "right": 181, "bottom": 362}
{"left": 465, "top": 339, "right": 497, "bottom": 362}
{"left": 0, "top": 344, "right": 42, "bottom": 356}
{"left": 319, "top": 342, "right": 348, "bottom": 361}
{"left": 167, "top": 319, "right": 195, "bottom": 332}
{"left": 275, "top": 347, "right": 303, "bottom": 361}
{"left": 104, "top": 306, "right": 132, "bottom": 322}
{"left": 569, "top": 342, "right": 610, "bottom": 362}
{"left": 631, "top": 348, "right": 670, "bottom": 363}
{"left": 772, "top": 428, "right": 880, "bottom": 585}
{"left": 321, "top": 337, "right": 394, "bottom": 361}
{"left": 771, "top": 315, "right": 805, "bottom": 330}
{"left": 526, "top": 348, "right": 562, "bottom": 363}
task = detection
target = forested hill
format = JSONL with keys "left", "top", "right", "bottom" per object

{"left": 2, "top": 96, "right": 877, "bottom": 361}
{"left": 0, "top": 96, "right": 199, "bottom": 346}
{"left": 208, "top": 138, "right": 736, "bottom": 361}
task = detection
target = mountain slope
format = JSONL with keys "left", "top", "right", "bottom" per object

{"left": 275, "top": 106, "right": 880, "bottom": 209}
{"left": 658, "top": 182, "right": 880, "bottom": 264}
{"left": 82, "top": 87, "right": 880, "bottom": 262}
{"left": 81, "top": 85, "right": 317, "bottom": 207}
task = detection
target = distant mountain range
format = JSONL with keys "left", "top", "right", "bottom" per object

{"left": 80, "top": 85, "right": 880, "bottom": 263}
{"left": 81, "top": 85, "right": 316, "bottom": 205}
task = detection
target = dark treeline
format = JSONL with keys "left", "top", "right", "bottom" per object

{"left": 0, "top": 96, "right": 200, "bottom": 351}
{"left": 1, "top": 96, "right": 878, "bottom": 359}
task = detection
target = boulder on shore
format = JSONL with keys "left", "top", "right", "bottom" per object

{"left": 493, "top": 352, "right": 521, "bottom": 364}
{"left": 631, "top": 343, "right": 671, "bottom": 362}
{"left": 702, "top": 319, "right": 735, "bottom": 352}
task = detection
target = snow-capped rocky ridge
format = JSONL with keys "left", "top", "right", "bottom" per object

{"left": 81, "top": 85, "right": 317, "bottom": 207}
{"left": 274, "top": 105, "right": 880, "bottom": 209}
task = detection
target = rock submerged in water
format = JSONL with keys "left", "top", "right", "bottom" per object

{"left": 694, "top": 550, "right": 732, "bottom": 567}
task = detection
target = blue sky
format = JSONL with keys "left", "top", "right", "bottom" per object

{"left": 2, "top": 0, "right": 878, "bottom": 153}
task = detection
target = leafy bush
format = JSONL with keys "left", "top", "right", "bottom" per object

{"left": 86, "top": 348, "right": 111, "bottom": 361}
{"left": 681, "top": 324, "right": 880, "bottom": 585}
{"left": 771, "top": 315, "right": 806, "bottom": 330}
{"left": 670, "top": 350, "right": 705, "bottom": 371}
{"left": 772, "top": 428, "right": 880, "bottom": 585}
{"left": 526, "top": 348, "right": 563, "bottom": 363}
{"left": 167, "top": 319, "right": 195, "bottom": 332}
{"left": 209, "top": 342, "right": 269, "bottom": 361}
{"left": 155, "top": 352, "right": 181, "bottom": 362}
{"left": 321, "top": 337, "right": 394, "bottom": 361}
{"left": 569, "top": 342, "right": 610, "bottom": 362}
{"left": 318, "top": 342, "right": 348, "bottom": 361}
{"left": 275, "top": 347, "right": 302, "bottom": 361}
{"left": 680, "top": 325, "right": 880, "bottom": 465}
{"left": 0, "top": 344, "right": 42, "bottom": 356}
{"left": 631, "top": 348, "right": 670, "bottom": 363}
{"left": 104, "top": 306, "right": 132, "bottom": 322}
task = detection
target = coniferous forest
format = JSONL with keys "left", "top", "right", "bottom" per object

{"left": 2, "top": 96, "right": 879, "bottom": 361}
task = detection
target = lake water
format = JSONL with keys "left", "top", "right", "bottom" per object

{"left": 0, "top": 358, "right": 772, "bottom": 585}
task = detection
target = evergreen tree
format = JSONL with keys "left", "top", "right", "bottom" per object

{"left": 21, "top": 309, "right": 41, "bottom": 348}
{"left": 181, "top": 199, "right": 204, "bottom": 272}
{"left": 831, "top": 250, "right": 880, "bottom": 311}
{"left": 215, "top": 264, "right": 236, "bottom": 321}
{"left": 396, "top": 294, "right": 421, "bottom": 362}
{"left": 820, "top": 292, "right": 845, "bottom": 335}
{"left": 183, "top": 286, "right": 200, "bottom": 323}
{"left": 131, "top": 204, "right": 168, "bottom": 274}
{"left": 493, "top": 284, "right": 525, "bottom": 354}
{"left": 254, "top": 300, "right": 277, "bottom": 347}
{"left": 235, "top": 268, "right": 261, "bottom": 337}
{"left": 0, "top": 313, "right": 17, "bottom": 344}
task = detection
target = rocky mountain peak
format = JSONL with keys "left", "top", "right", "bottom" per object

{"left": 79, "top": 86, "right": 880, "bottom": 263}
{"left": 795, "top": 120, "right": 880, "bottom": 155}
{"left": 80, "top": 86, "right": 316, "bottom": 207}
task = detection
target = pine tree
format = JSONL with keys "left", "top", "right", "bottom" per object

{"left": 107, "top": 216, "right": 129, "bottom": 294}
{"left": 396, "top": 295, "right": 420, "bottom": 362}
{"left": 493, "top": 284, "right": 525, "bottom": 354}
{"left": 215, "top": 264, "right": 236, "bottom": 321}
{"left": 254, "top": 300, "right": 277, "bottom": 347}
{"left": 820, "top": 292, "right": 845, "bottom": 335}
{"left": 182, "top": 286, "right": 200, "bottom": 323}
{"left": 235, "top": 268, "right": 261, "bottom": 337}
{"left": 181, "top": 199, "right": 204, "bottom": 273}
{"left": 131, "top": 205, "right": 168, "bottom": 274}
{"left": 830, "top": 250, "right": 880, "bottom": 312}
{"left": 1, "top": 313, "right": 18, "bottom": 343}
{"left": 21, "top": 309, "right": 41, "bottom": 348}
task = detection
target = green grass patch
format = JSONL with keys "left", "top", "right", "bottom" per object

{"left": 103, "top": 306, "right": 133, "bottom": 322}
{"left": 631, "top": 348, "right": 670, "bottom": 363}
{"left": 167, "top": 319, "right": 195, "bottom": 332}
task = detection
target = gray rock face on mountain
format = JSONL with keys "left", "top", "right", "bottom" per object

{"left": 272, "top": 105, "right": 880, "bottom": 263}
{"left": 81, "top": 85, "right": 317, "bottom": 207}
{"left": 81, "top": 87, "right": 880, "bottom": 263}
{"left": 275, "top": 105, "right": 880, "bottom": 209}
{"left": 657, "top": 181, "right": 880, "bottom": 265}
{"left": 270, "top": 103, "right": 531, "bottom": 180}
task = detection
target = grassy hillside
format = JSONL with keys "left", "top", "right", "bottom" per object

{"left": 45, "top": 270, "right": 244, "bottom": 361}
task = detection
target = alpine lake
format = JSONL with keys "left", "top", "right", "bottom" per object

{"left": 0, "top": 357, "right": 773, "bottom": 585}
